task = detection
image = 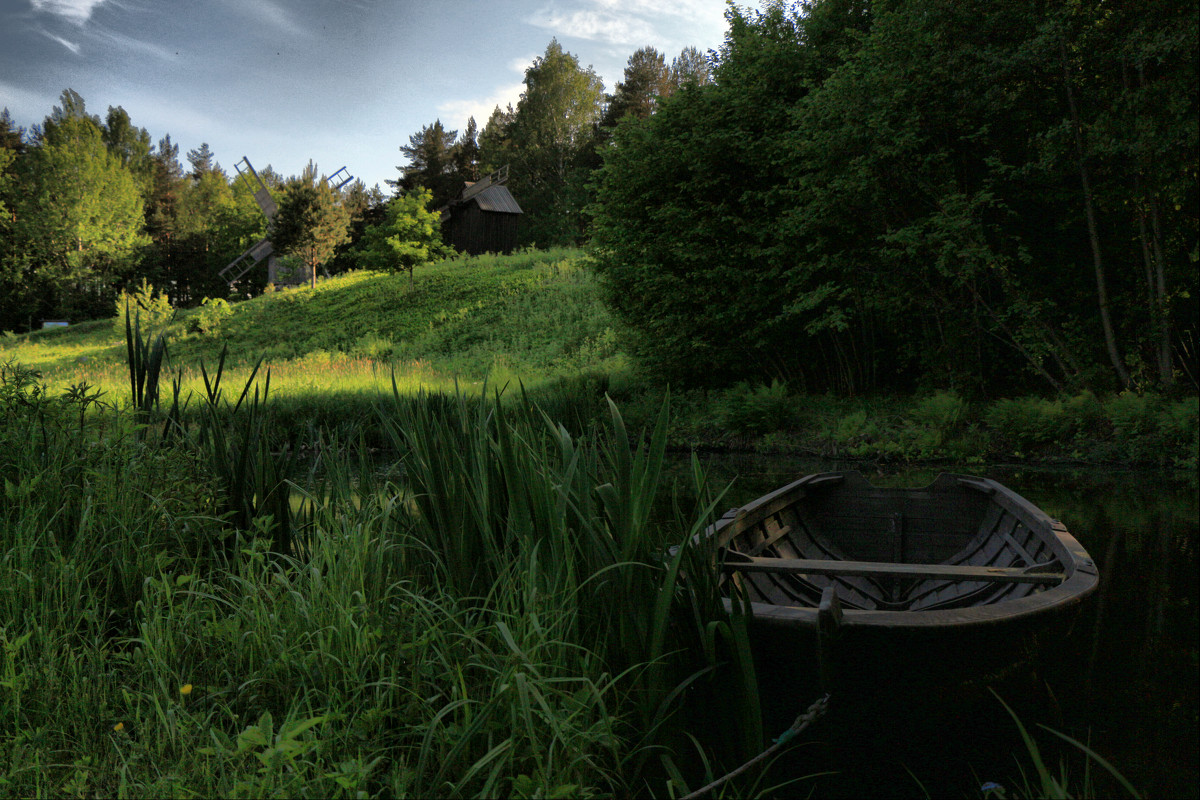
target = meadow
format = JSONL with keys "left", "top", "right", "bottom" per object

{"left": 3, "top": 247, "right": 1194, "bottom": 466}
{"left": 2, "top": 351, "right": 782, "bottom": 797}
{"left": 0, "top": 248, "right": 1192, "bottom": 797}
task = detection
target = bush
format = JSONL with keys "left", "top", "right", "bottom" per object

{"left": 113, "top": 278, "right": 174, "bottom": 335}
{"left": 189, "top": 297, "right": 234, "bottom": 336}
{"left": 1105, "top": 392, "right": 1199, "bottom": 464}
{"left": 716, "top": 379, "right": 796, "bottom": 435}
{"left": 1105, "top": 392, "right": 1162, "bottom": 439}
{"left": 1062, "top": 390, "right": 1107, "bottom": 438}
{"left": 984, "top": 397, "right": 1069, "bottom": 452}
{"left": 909, "top": 391, "right": 968, "bottom": 431}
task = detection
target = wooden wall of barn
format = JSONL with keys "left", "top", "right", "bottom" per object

{"left": 444, "top": 205, "right": 519, "bottom": 255}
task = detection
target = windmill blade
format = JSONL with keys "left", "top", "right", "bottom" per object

{"left": 328, "top": 166, "right": 354, "bottom": 191}
{"left": 220, "top": 237, "right": 274, "bottom": 284}
{"left": 234, "top": 157, "right": 278, "bottom": 219}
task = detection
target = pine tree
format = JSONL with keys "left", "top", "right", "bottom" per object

{"left": 601, "top": 46, "right": 671, "bottom": 130}
{"left": 186, "top": 142, "right": 217, "bottom": 178}
{"left": 270, "top": 171, "right": 350, "bottom": 289}
{"left": 389, "top": 120, "right": 460, "bottom": 208}
{"left": 454, "top": 117, "right": 481, "bottom": 183}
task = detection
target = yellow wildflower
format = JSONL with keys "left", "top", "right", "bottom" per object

{"left": 113, "top": 722, "right": 125, "bottom": 732}
{"left": 180, "top": 684, "right": 193, "bottom": 696}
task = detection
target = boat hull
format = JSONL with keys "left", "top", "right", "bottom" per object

{"left": 708, "top": 471, "right": 1099, "bottom": 686}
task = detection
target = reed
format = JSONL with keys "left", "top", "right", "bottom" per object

{"left": 0, "top": 358, "right": 771, "bottom": 796}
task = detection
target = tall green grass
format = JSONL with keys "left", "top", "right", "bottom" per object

{"left": 0, "top": 354, "right": 770, "bottom": 797}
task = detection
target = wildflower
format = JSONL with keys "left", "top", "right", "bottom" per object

{"left": 980, "top": 782, "right": 1006, "bottom": 798}
{"left": 113, "top": 722, "right": 125, "bottom": 732}
{"left": 180, "top": 684, "right": 193, "bottom": 696}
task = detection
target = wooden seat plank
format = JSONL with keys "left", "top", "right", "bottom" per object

{"left": 723, "top": 555, "right": 1064, "bottom": 585}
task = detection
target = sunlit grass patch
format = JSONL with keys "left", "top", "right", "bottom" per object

{"left": 0, "top": 247, "right": 624, "bottom": 414}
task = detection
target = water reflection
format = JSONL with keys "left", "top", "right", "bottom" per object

{"left": 669, "top": 454, "right": 1198, "bottom": 798}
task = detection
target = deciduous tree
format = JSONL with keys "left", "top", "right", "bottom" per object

{"left": 485, "top": 39, "right": 604, "bottom": 246}
{"left": 13, "top": 112, "right": 147, "bottom": 321}
{"left": 355, "top": 188, "right": 447, "bottom": 289}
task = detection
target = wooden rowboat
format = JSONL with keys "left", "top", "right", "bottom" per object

{"left": 708, "top": 471, "right": 1099, "bottom": 685}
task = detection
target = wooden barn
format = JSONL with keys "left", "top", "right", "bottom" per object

{"left": 440, "top": 167, "right": 522, "bottom": 255}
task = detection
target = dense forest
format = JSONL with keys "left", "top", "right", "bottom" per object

{"left": 1, "top": 0, "right": 1196, "bottom": 399}
{"left": 591, "top": 0, "right": 1198, "bottom": 395}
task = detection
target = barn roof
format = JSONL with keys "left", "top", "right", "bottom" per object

{"left": 472, "top": 184, "right": 522, "bottom": 214}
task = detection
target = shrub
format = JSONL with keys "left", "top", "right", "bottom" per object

{"left": 190, "top": 297, "right": 234, "bottom": 336}
{"left": 351, "top": 332, "right": 394, "bottom": 360}
{"left": 907, "top": 391, "right": 971, "bottom": 454}
{"left": 113, "top": 279, "right": 174, "bottom": 335}
{"left": 716, "top": 379, "right": 796, "bottom": 435}
{"left": 910, "top": 391, "right": 968, "bottom": 431}
{"left": 984, "top": 397, "right": 1068, "bottom": 452}
{"left": 1105, "top": 392, "right": 1162, "bottom": 440}
{"left": 1105, "top": 392, "right": 1199, "bottom": 464}
{"left": 1062, "top": 390, "right": 1107, "bottom": 438}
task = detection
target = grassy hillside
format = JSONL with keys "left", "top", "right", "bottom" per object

{"left": 0, "top": 247, "right": 626, "bottom": 409}
{"left": 3, "top": 248, "right": 1195, "bottom": 466}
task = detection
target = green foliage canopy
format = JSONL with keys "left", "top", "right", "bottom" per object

{"left": 355, "top": 188, "right": 448, "bottom": 287}
{"left": 590, "top": 0, "right": 1198, "bottom": 394}
{"left": 13, "top": 110, "right": 148, "bottom": 321}
{"left": 270, "top": 167, "right": 351, "bottom": 287}
{"left": 482, "top": 39, "right": 605, "bottom": 246}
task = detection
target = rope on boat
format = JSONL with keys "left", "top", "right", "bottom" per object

{"left": 680, "top": 693, "right": 831, "bottom": 800}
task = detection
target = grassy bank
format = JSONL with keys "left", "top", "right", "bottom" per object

{"left": 1, "top": 247, "right": 1195, "bottom": 467}
{"left": 1, "top": 256, "right": 1168, "bottom": 797}
{"left": 0, "top": 247, "right": 626, "bottom": 406}
{"left": 1, "top": 358, "right": 781, "bottom": 797}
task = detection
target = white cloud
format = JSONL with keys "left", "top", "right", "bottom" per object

{"left": 222, "top": 0, "right": 309, "bottom": 39}
{"left": 437, "top": 81, "right": 524, "bottom": 131}
{"left": 30, "top": 0, "right": 109, "bottom": 24}
{"left": 509, "top": 54, "right": 538, "bottom": 74}
{"left": 527, "top": 1, "right": 727, "bottom": 52}
{"left": 40, "top": 29, "right": 82, "bottom": 53}
{"left": 531, "top": 8, "right": 653, "bottom": 45}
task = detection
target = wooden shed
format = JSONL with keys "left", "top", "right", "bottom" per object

{"left": 440, "top": 171, "right": 523, "bottom": 255}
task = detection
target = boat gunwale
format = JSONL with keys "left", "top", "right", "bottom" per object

{"left": 709, "top": 471, "right": 1099, "bottom": 631}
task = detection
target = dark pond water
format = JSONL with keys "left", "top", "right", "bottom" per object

{"left": 666, "top": 454, "right": 1198, "bottom": 799}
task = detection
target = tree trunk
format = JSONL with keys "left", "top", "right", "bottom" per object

{"left": 1063, "top": 44, "right": 1130, "bottom": 389}
{"left": 1128, "top": 61, "right": 1174, "bottom": 389}
{"left": 1148, "top": 198, "right": 1173, "bottom": 387}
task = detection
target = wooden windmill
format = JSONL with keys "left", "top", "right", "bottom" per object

{"left": 439, "top": 165, "right": 522, "bottom": 255}
{"left": 220, "top": 157, "right": 353, "bottom": 286}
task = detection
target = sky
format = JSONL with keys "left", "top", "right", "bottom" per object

{"left": 0, "top": 0, "right": 732, "bottom": 190}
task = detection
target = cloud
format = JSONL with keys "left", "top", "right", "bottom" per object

{"left": 39, "top": 29, "right": 82, "bottom": 54}
{"left": 228, "top": 0, "right": 310, "bottom": 39}
{"left": 90, "top": 27, "right": 177, "bottom": 61}
{"left": 437, "top": 81, "right": 524, "bottom": 130}
{"left": 531, "top": 7, "right": 653, "bottom": 45}
{"left": 30, "top": 0, "right": 109, "bottom": 25}
{"left": 509, "top": 54, "right": 538, "bottom": 75}
{"left": 528, "top": 1, "right": 726, "bottom": 49}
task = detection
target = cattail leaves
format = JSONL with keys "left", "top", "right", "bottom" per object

{"left": 124, "top": 302, "right": 167, "bottom": 422}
